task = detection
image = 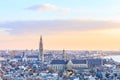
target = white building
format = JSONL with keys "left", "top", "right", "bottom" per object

{"left": 50, "top": 59, "right": 88, "bottom": 71}
{"left": 67, "top": 59, "right": 88, "bottom": 69}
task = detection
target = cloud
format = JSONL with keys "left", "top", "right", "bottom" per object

{"left": 28, "top": 3, "right": 57, "bottom": 11}
{"left": 0, "top": 27, "right": 12, "bottom": 35}
{"left": 0, "top": 20, "right": 120, "bottom": 50}
{"left": 0, "top": 20, "right": 120, "bottom": 35}
{"left": 28, "top": 3, "right": 71, "bottom": 12}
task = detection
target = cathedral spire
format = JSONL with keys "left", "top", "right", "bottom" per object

{"left": 39, "top": 35, "right": 44, "bottom": 65}
{"left": 40, "top": 35, "right": 43, "bottom": 45}
{"left": 63, "top": 49, "right": 67, "bottom": 61}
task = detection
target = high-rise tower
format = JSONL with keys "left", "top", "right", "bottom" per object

{"left": 39, "top": 36, "right": 44, "bottom": 65}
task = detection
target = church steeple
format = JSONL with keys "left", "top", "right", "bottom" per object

{"left": 39, "top": 35, "right": 44, "bottom": 65}
{"left": 63, "top": 49, "right": 67, "bottom": 61}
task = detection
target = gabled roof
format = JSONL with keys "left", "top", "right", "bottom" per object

{"left": 27, "top": 55, "right": 38, "bottom": 58}
{"left": 44, "top": 54, "right": 52, "bottom": 56}
{"left": 71, "top": 59, "right": 87, "bottom": 64}
{"left": 88, "top": 58, "right": 102, "bottom": 65}
{"left": 88, "top": 58, "right": 102, "bottom": 64}
{"left": 13, "top": 56, "right": 22, "bottom": 58}
{"left": 50, "top": 60, "right": 66, "bottom": 64}
{"left": 50, "top": 59, "right": 87, "bottom": 65}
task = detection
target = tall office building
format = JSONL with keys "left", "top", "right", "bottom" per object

{"left": 39, "top": 36, "right": 44, "bottom": 65}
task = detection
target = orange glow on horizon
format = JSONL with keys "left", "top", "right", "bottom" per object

{"left": 0, "top": 27, "right": 120, "bottom": 50}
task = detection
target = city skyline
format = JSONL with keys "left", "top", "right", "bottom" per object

{"left": 0, "top": 0, "right": 120, "bottom": 50}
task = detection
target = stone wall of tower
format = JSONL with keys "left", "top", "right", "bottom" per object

{"left": 63, "top": 49, "right": 67, "bottom": 61}
{"left": 39, "top": 36, "right": 44, "bottom": 65}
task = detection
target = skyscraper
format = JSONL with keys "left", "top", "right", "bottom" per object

{"left": 39, "top": 35, "right": 44, "bottom": 65}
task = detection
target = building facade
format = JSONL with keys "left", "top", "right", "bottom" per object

{"left": 50, "top": 60, "right": 66, "bottom": 71}
{"left": 50, "top": 59, "right": 88, "bottom": 71}
{"left": 67, "top": 59, "right": 88, "bottom": 69}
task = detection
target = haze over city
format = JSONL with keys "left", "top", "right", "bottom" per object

{"left": 0, "top": 0, "right": 120, "bottom": 50}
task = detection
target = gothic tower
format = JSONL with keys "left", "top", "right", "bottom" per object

{"left": 63, "top": 49, "right": 67, "bottom": 61}
{"left": 39, "top": 35, "right": 44, "bottom": 65}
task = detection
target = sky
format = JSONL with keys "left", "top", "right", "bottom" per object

{"left": 0, "top": 0, "right": 120, "bottom": 50}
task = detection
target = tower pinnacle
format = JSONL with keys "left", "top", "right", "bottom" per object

{"left": 39, "top": 35, "right": 44, "bottom": 65}
{"left": 63, "top": 49, "right": 67, "bottom": 61}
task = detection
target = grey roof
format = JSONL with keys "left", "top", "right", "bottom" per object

{"left": 88, "top": 58, "right": 102, "bottom": 64}
{"left": 50, "top": 60, "right": 66, "bottom": 64}
{"left": 14, "top": 56, "right": 22, "bottom": 58}
{"left": 71, "top": 59, "right": 87, "bottom": 64}
{"left": 50, "top": 59, "right": 87, "bottom": 65}
{"left": 27, "top": 55, "right": 38, "bottom": 58}
{"left": 88, "top": 58, "right": 102, "bottom": 63}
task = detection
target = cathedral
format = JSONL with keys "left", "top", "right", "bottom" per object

{"left": 21, "top": 36, "right": 44, "bottom": 65}
{"left": 50, "top": 50, "right": 88, "bottom": 71}
{"left": 39, "top": 35, "right": 44, "bottom": 65}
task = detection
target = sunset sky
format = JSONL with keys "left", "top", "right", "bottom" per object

{"left": 0, "top": 0, "right": 120, "bottom": 50}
